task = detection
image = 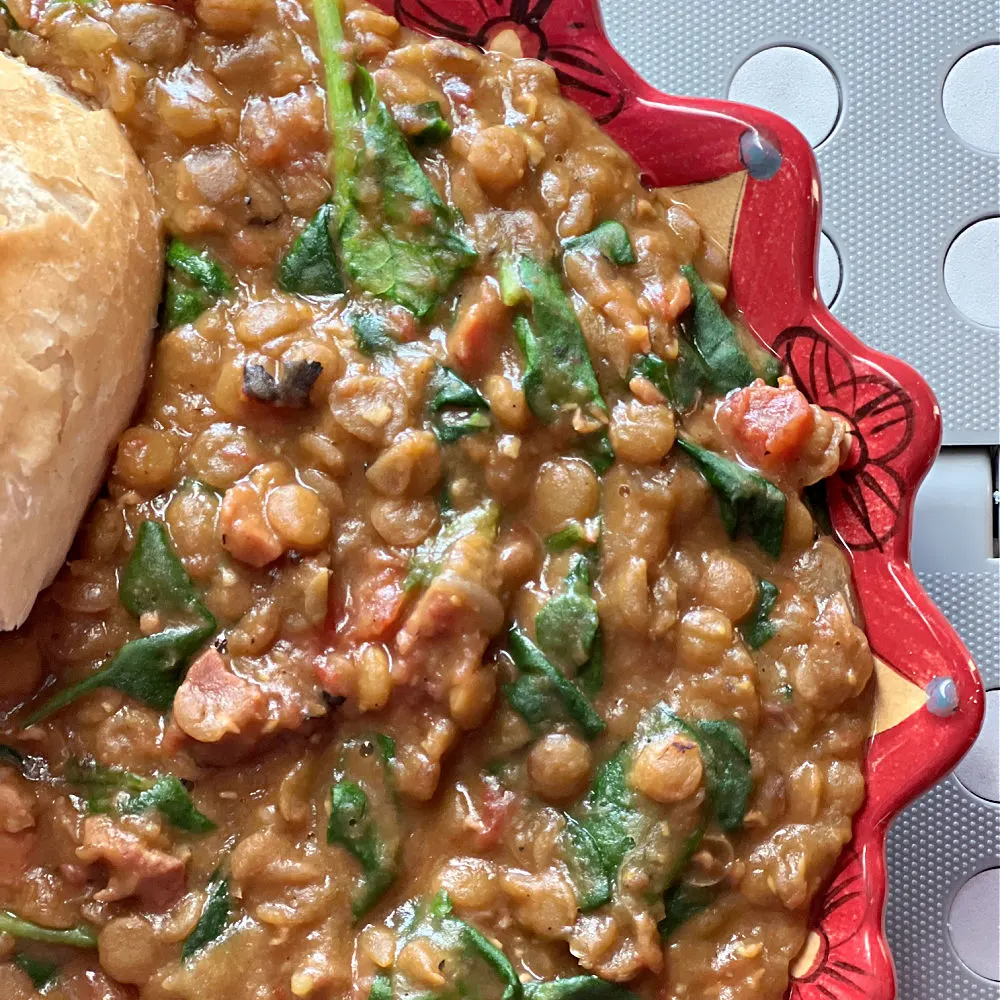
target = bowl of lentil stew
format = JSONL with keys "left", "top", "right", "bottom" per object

{"left": 0, "top": 0, "right": 983, "bottom": 999}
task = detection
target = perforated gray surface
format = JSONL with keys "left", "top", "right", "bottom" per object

{"left": 601, "top": 4, "right": 1000, "bottom": 997}
{"left": 919, "top": 574, "right": 1000, "bottom": 692}
{"left": 885, "top": 781, "right": 998, "bottom": 1000}
{"left": 602, "top": 0, "right": 1000, "bottom": 446}
{"left": 886, "top": 571, "right": 1000, "bottom": 1000}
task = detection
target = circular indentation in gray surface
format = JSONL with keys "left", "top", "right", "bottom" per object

{"left": 955, "top": 688, "right": 1000, "bottom": 802}
{"left": 729, "top": 46, "right": 841, "bottom": 148}
{"left": 949, "top": 868, "right": 1000, "bottom": 981}
{"left": 817, "top": 231, "right": 842, "bottom": 306}
{"left": 944, "top": 217, "right": 1000, "bottom": 328}
{"left": 943, "top": 44, "right": 1000, "bottom": 154}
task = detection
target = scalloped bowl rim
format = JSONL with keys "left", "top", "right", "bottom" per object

{"left": 375, "top": 2, "right": 986, "bottom": 995}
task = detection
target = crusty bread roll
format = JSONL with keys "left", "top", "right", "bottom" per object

{"left": 0, "top": 54, "right": 162, "bottom": 630}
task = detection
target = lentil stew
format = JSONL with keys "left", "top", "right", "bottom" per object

{"left": 0, "top": 2, "right": 875, "bottom": 998}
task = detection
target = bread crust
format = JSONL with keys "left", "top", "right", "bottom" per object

{"left": 0, "top": 54, "right": 162, "bottom": 629}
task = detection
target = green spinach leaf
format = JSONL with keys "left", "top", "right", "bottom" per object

{"left": 658, "top": 882, "right": 718, "bottom": 938}
{"left": 167, "top": 240, "right": 232, "bottom": 297}
{"left": 460, "top": 921, "right": 522, "bottom": 1000}
{"left": 576, "top": 746, "right": 636, "bottom": 880}
{"left": 367, "top": 973, "right": 393, "bottom": 1000}
{"left": 163, "top": 240, "right": 232, "bottom": 330}
{"left": 535, "top": 553, "right": 599, "bottom": 670}
{"left": 562, "top": 221, "right": 636, "bottom": 265}
{"left": 740, "top": 579, "right": 780, "bottom": 649}
{"left": 428, "top": 366, "right": 491, "bottom": 443}
{"left": 380, "top": 891, "right": 523, "bottom": 1000}
{"left": 13, "top": 953, "right": 58, "bottom": 990}
{"left": 350, "top": 311, "right": 396, "bottom": 354}
{"left": 692, "top": 719, "right": 752, "bottom": 832}
{"left": 675, "top": 437, "right": 786, "bottom": 558}
{"left": 524, "top": 977, "right": 640, "bottom": 1000}
{"left": 503, "top": 256, "right": 614, "bottom": 470}
{"left": 24, "top": 523, "right": 216, "bottom": 725}
{"left": 178, "top": 477, "right": 222, "bottom": 498}
{"left": 278, "top": 203, "right": 343, "bottom": 295}
{"left": 405, "top": 100, "right": 453, "bottom": 144}
{"left": 65, "top": 759, "right": 215, "bottom": 833}
{"left": 405, "top": 501, "right": 498, "bottom": 591}
{"left": 679, "top": 264, "right": 756, "bottom": 393}
{"left": 164, "top": 276, "right": 211, "bottom": 330}
{"left": 432, "top": 409, "right": 491, "bottom": 443}
{"left": 545, "top": 518, "right": 600, "bottom": 552}
{"left": 0, "top": 912, "right": 96, "bottom": 949}
{"left": 327, "top": 735, "right": 400, "bottom": 918}
{"left": 23, "top": 622, "right": 215, "bottom": 726}
{"left": 576, "top": 629, "right": 604, "bottom": 699}
{"left": 119, "top": 521, "right": 206, "bottom": 620}
{"left": 314, "top": 2, "right": 475, "bottom": 317}
{"left": 628, "top": 340, "right": 708, "bottom": 413}
{"left": 581, "top": 428, "right": 616, "bottom": 476}
{"left": 505, "top": 257, "right": 604, "bottom": 419}
{"left": 183, "top": 873, "right": 231, "bottom": 960}
{"left": 757, "top": 351, "right": 783, "bottom": 387}
{"left": 429, "top": 366, "right": 488, "bottom": 411}
{"left": 505, "top": 627, "right": 605, "bottom": 740}
{"left": 119, "top": 781, "right": 207, "bottom": 826}
{"left": 575, "top": 704, "right": 749, "bottom": 904}
{"left": 504, "top": 673, "right": 555, "bottom": 727}
{"left": 560, "top": 815, "right": 612, "bottom": 911}
{"left": 631, "top": 705, "right": 751, "bottom": 832}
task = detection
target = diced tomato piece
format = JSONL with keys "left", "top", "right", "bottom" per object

{"left": 644, "top": 274, "right": 691, "bottom": 323}
{"left": 717, "top": 379, "right": 815, "bottom": 467}
{"left": 340, "top": 566, "right": 408, "bottom": 642}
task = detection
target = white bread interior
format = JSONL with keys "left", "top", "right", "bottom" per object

{"left": 0, "top": 53, "right": 162, "bottom": 630}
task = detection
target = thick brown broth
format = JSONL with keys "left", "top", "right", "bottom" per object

{"left": 1, "top": 3, "right": 874, "bottom": 999}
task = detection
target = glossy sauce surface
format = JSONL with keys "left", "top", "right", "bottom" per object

{"left": 1, "top": 4, "right": 873, "bottom": 999}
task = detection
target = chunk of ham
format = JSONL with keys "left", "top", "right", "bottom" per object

{"left": 395, "top": 532, "right": 503, "bottom": 697}
{"left": 447, "top": 278, "right": 508, "bottom": 375}
{"left": 172, "top": 648, "right": 267, "bottom": 743}
{"left": 0, "top": 769, "right": 36, "bottom": 885}
{"left": 0, "top": 768, "right": 36, "bottom": 833}
{"left": 0, "top": 831, "right": 36, "bottom": 886}
{"left": 239, "top": 87, "right": 326, "bottom": 169}
{"left": 219, "top": 480, "right": 284, "bottom": 568}
{"left": 77, "top": 816, "right": 185, "bottom": 909}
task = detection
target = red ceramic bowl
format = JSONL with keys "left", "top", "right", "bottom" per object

{"left": 373, "top": 1, "right": 986, "bottom": 996}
